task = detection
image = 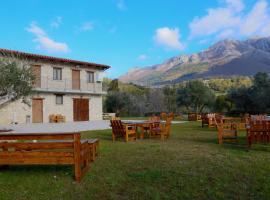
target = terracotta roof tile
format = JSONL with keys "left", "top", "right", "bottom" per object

{"left": 0, "top": 48, "right": 110, "bottom": 70}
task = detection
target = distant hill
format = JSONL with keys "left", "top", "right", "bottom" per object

{"left": 119, "top": 37, "right": 270, "bottom": 86}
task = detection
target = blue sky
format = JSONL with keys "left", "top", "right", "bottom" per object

{"left": 0, "top": 0, "right": 269, "bottom": 78}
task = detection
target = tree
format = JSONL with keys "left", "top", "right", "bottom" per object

{"left": 229, "top": 87, "right": 252, "bottom": 113}
{"left": 147, "top": 89, "right": 166, "bottom": 114}
{"left": 104, "top": 91, "right": 130, "bottom": 115}
{"left": 0, "top": 56, "right": 34, "bottom": 106}
{"left": 107, "top": 79, "right": 119, "bottom": 92}
{"left": 163, "top": 86, "right": 177, "bottom": 113}
{"left": 228, "top": 72, "right": 270, "bottom": 114}
{"left": 248, "top": 73, "right": 270, "bottom": 113}
{"left": 176, "top": 80, "right": 215, "bottom": 113}
{"left": 126, "top": 92, "right": 148, "bottom": 116}
{"left": 214, "top": 95, "right": 232, "bottom": 113}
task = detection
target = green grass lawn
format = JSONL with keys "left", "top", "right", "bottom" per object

{"left": 1, "top": 122, "right": 270, "bottom": 200}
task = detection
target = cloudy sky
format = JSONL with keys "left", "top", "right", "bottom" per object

{"left": 0, "top": 0, "right": 270, "bottom": 78}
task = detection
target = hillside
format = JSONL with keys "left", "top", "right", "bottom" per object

{"left": 119, "top": 37, "right": 270, "bottom": 86}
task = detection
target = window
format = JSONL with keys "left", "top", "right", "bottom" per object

{"left": 87, "top": 71, "right": 95, "bottom": 83}
{"left": 53, "top": 67, "right": 62, "bottom": 80}
{"left": 55, "top": 95, "right": 63, "bottom": 105}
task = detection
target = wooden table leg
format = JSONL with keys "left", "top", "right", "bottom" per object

{"left": 140, "top": 126, "right": 144, "bottom": 139}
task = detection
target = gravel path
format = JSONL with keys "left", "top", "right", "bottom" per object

{"left": 0, "top": 120, "right": 187, "bottom": 133}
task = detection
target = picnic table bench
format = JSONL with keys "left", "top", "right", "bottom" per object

{"left": 0, "top": 132, "right": 99, "bottom": 182}
{"left": 247, "top": 120, "right": 270, "bottom": 148}
{"left": 188, "top": 113, "right": 201, "bottom": 121}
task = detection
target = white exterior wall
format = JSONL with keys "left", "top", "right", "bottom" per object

{"left": 36, "top": 63, "right": 101, "bottom": 92}
{"left": 89, "top": 95, "right": 103, "bottom": 121}
{"left": 0, "top": 59, "right": 105, "bottom": 125}
{"left": 0, "top": 100, "right": 31, "bottom": 124}
{"left": 0, "top": 94, "right": 103, "bottom": 124}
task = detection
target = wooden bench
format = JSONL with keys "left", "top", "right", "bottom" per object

{"left": 49, "top": 114, "right": 66, "bottom": 123}
{"left": 201, "top": 113, "right": 216, "bottom": 128}
{"left": 86, "top": 139, "right": 99, "bottom": 161}
{"left": 188, "top": 113, "right": 201, "bottom": 121}
{"left": 247, "top": 120, "right": 270, "bottom": 148}
{"left": 102, "top": 113, "right": 116, "bottom": 120}
{"left": 0, "top": 132, "right": 98, "bottom": 182}
{"left": 222, "top": 117, "right": 247, "bottom": 131}
{"left": 214, "top": 117, "right": 238, "bottom": 144}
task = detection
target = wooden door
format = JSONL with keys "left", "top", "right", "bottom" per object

{"left": 32, "top": 99, "right": 43, "bottom": 123}
{"left": 72, "top": 70, "right": 80, "bottom": 90}
{"left": 73, "top": 99, "right": 89, "bottom": 121}
{"left": 32, "top": 65, "right": 41, "bottom": 88}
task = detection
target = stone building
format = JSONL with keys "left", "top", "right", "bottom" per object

{"left": 0, "top": 48, "right": 110, "bottom": 124}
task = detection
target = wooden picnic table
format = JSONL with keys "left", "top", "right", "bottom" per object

{"left": 122, "top": 120, "right": 161, "bottom": 139}
{"left": 0, "top": 131, "right": 99, "bottom": 182}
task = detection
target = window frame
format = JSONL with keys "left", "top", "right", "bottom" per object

{"left": 53, "top": 67, "right": 62, "bottom": 81}
{"left": 87, "top": 71, "right": 95, "bottom": 83}
{"left": 55, "top": 94, "right": 64, "bottom": 105}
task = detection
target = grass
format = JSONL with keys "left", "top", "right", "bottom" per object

{"left": 1, "top": 122, "right": 270, "bottom": 200}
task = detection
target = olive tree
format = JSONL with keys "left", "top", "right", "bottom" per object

{"left": 176, "top": 80, "right": 215, "bottom": 113}
{"left": 0, "top": 55, "right": 35, "bottom": 107}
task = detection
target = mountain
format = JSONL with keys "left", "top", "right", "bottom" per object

{"left": 119, "top": 37, "right": 270, "bottom": 86}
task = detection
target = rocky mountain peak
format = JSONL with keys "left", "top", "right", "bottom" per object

{"left": 119, "top": 36, "right": 270, "bottom": 86}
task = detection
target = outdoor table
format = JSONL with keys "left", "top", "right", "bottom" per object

{"left": 122, "top": 120, "right": 161, "bottom": 139}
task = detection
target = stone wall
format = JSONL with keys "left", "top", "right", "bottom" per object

{"left": 0, "top": 94, "right": 103, "bottom": 125}
{"left": 0, "top": 55, "right": 105, "bottom": 125}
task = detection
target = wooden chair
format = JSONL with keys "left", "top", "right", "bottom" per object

{"left": 110, "top": 120, "right": 137, "bottom": 142}
{"left": 111, "top": 116, "right": 120, "bottom": 120}
{"left": 160, "top": 113, "right": 167, "bottom": 120}
{"left": 149, "top": 118, "right": 172, "bottom": 140}
{"left": 49, "top": 114, "right": 66, "bottom": 123}
{"left": 149, "top": 115, "right": 161, "bottom": 122}
{"left": 168, "top": 112, "right": 175, "bottom": 120}
{"left": 247, "top": 120, "right": 270, "bottom": 148}
{"left": 49, "top": 115, "right": 57, "bottom": 123}
{"left": 250, "top": 115, "right": 267, "bottom": 121}
{"left": 201, "top": 113, "right": 216, "bottom": 128}
{"left": 188, "top": 113, "right": 201, "bottom": 121}
{"left": 215, "top": 118, "right": 238, "bottom": 144}
{"left": 84, "top": 139, "right": 99, "bottom": 161}
{"left": 222, "top": 117, "right": 247, "bottom": 131}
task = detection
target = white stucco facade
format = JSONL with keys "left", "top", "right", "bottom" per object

{"left": 0, "top": 50, "right": 109, "bottom": 125}
{"left": 0, "top": 94, "right": 103, "bottom": 124}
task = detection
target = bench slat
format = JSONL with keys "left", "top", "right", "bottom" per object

{"left": 0, "top": 157, "right": 74, "bottom": 165}
{"left": 0, "top": 142, "right": 74, "bottom": 150}
{"left": 0, "top": 151, "right": 74, "bottom": 158}
{"left": 0, "top": 134, "right": 74, "bottom": 140}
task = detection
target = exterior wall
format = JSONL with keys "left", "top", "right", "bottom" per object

{"left": 0, "top": 56, "right": 106, "bottom": 125}
{"left": 89, "top": 95, "right": 103, "bottom": 120}
{"left": 0, "top": 93, "right": 103, "bottom": 125}
{"left": 0, "top": 100, "right": 31, "bottom": 125}
{"left": 37, "top": 63, "right": 102, "bottom": 93}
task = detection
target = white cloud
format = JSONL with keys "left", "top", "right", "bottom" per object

{"left": 80, "top": 22, "right": 94, "bottom": 31}
{"left": 198, "top": 38, "right": 210, "bottom": 45}
{"left": 154, "top": 27, "right": 185, "bottom": 51}
{"left": 240, "top": 0, "right": 270, "bottom": 36}
{"left": 117, "top": 0, "right": 127, "bottom": 11}
{"left": 217, "top": 29, "right": 236, "bottom": 39}
{"left": 51, "top": 16, "right": 62, "bottom": 28}
{"left": 189, "top": 0, "right": 270, "bottom": 39}
{"left": 27, "top": 22, "right": 70, "bottom": 53}
{"left": 226, "top": 0, "right": 245, "bottom": 12}
{"left": 189, "top": 4, "right": 242, "bottom": 38}
{"left": 137, "top": 54, "right": 148, "bottom": 61}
